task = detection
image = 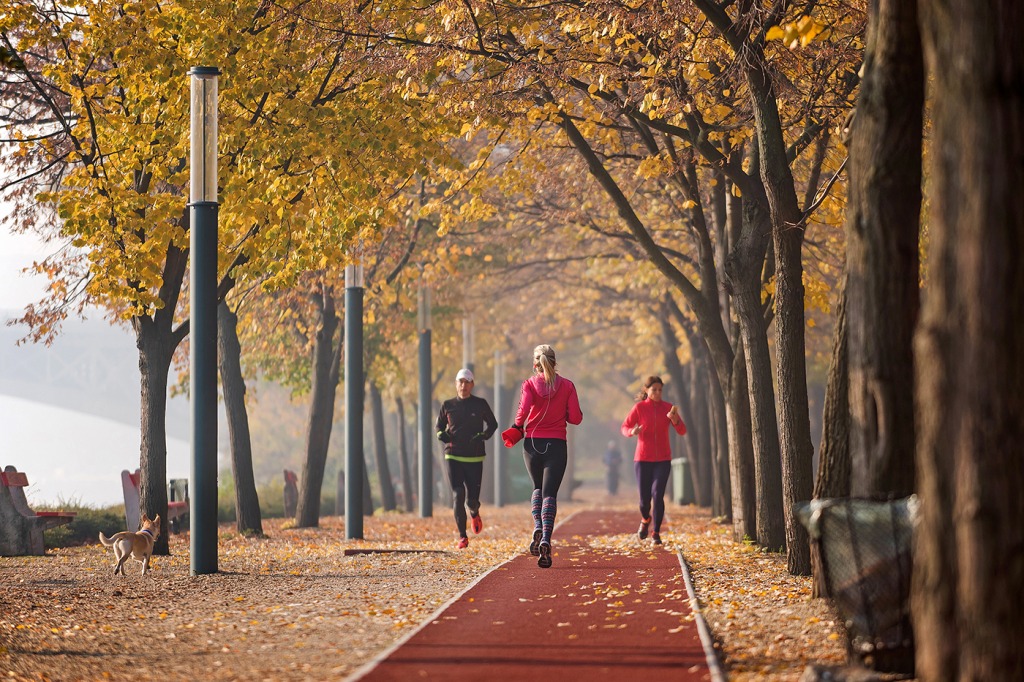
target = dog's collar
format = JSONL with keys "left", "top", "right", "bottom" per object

{"left": 138, "top": 528, "right": 155, "bottom": 538}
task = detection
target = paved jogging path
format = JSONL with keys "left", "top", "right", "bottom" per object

{"left": 352, "top": 509, "right": 721, "bottom": 681}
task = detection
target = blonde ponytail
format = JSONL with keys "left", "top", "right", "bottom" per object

{"left": 533, "top": 344, "right": 557, "bottom": 388}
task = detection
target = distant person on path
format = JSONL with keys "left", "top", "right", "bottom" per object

{"left": 621, "top": 375, "right": 686, "bottom": 545}
{"left": 504, "top": 344, "right": 583, "bottom": 568}
{"left": 436, "top": 368, "right": 498, "bottom": 549}
{"left": 603, "top": 440, "right": 623, "bottom": 495}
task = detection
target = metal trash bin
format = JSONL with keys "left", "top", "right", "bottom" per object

{"left": 796, "top": 496, "right": 918, "bottom": 674}
{"left": 670, "top": 457, "right": 694, "bottom": 505}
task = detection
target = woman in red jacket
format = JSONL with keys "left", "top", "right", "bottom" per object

{"left": 506, "top": 344, "right": 583, "bottom": 568}
{"left": 621, "top": 375, "right": 687, "bottom": 545}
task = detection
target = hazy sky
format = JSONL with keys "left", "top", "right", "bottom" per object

{"left": 0, "top": 219, "right": 52, "bottom": 311}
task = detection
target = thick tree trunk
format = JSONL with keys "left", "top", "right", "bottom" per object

{"left": 395, "top": 397, "right": 415, "bottom": 512}
{"left": 296, "top": 285, "right": 341, "bottom": 528}
{"left": 135, "top": 320, "right": 176, "bottom": 556}
{"left": 727, "top": 199, "right": 785, "bottom": 550}
{"left": 217, "top": 302, "right": 263, "bottom": 536}
{"left": 369, "top": 383, "right": 396, "bottom": 511}
{"left": 846, "top": 0, "right": 923, "bottom": 500}
{"left": 742, "top": 45, "right": 815, "bottom": 574}
{"left": 775, "top": 220, "right": 815, "bottom": 573}
{"left": 914, "top": 2, "right": 1024, "bottom": 679}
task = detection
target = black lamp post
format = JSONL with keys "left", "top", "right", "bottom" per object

{"left": 344, "top": 261, "right": 365, "bottom": 539}
{"left": 188, "top": 66, "right": 219, "bottom": 575}
{"left": 462, "top": 316, "right": 475, "bottom": 373}
{"left": 493, "top": 350, "right": 505, "bottom": 507}
{"left": 418, "top": 285, "right": 432, "bottom": 517}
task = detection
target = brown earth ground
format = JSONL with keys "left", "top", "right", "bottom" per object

{"left": 1, "top": 487, "right": 845, "bottom": 681}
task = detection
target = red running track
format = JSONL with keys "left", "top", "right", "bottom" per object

{"left": 354, "top": 509, "right": 716, "bottom": 681}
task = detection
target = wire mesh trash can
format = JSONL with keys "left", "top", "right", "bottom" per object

{"left": 796, "top": 496, "right": 918, "bottom": 675}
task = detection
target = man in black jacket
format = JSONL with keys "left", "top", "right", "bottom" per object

{"left": 436, "top": 368, "right": 498, "bottom": 549}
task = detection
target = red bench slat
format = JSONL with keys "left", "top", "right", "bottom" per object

{"left": 1, "top": 471, "right": 30, "bottom": 487}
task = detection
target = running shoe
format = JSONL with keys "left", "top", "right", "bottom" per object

{"left": 457, "top": 536, "right": 469, "bottom": 549}
{"left": 529, "top": 528, "right": 542, "bottom": 556}
{"left": 470, "top": 513, "right": 483, "bottom": 535}
{"left": 638, "top": 517, "right": 651, "bottom": 540}
{"left": 538, "top": 542, "right": 552, "bottom": 569}
{"left": 652, "top": 533, "right": 662, "bottom": 545}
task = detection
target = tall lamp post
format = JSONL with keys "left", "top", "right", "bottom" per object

{"left": 344, "top": 260, "right": 365, "bottom": 539}
{"left": 493, "top": 350, "right": 505, "bottom": 507}
{"left": 462, "top": 316, "right": 475, "bottom": 373}
{"left": 188, "top": 66, "right": 219, "bottom": 576}
{"left": 418, "top": 285, "right": 433, "bottom": 517}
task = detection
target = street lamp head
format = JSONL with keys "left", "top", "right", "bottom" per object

{"left": 345, "top": 263, "right": 365, "bottom": 289}
{"left": 189, "top": 66, "right": 220, "bottom": 204}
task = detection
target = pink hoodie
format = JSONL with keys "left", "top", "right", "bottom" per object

{"left": 514, "top": 374, "right": 583, "bottom": 440}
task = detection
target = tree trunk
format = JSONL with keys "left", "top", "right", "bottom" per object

{"left": 688, "top": 354, "right": 713, "bottom": 508}
{"left": 295, "top": 284, "right": 341, "bottom": 528}
{"left": 705, "top": 353, "right": 731, "bottom": 518}
{"left": 775, "top": 217, "right": 815, "bottom": 573}
{"left": 726, "top": 198, "right": 786, "bottom": 550}
{"left": 362, "top": 445, "right": 375, "bottom": 516}
{"left": 812, "top": 274, "right": 851, "bottom": 597}
{"left": 725, "top": 345, "right": 757, "bottom": 541}
{"left": 135, "top": 319, "right": 176, "bottom": 555}
{"left": 740, "top": 41, "right": 816, "bottom": 573}
{"left": 914, "top": 2, "right": 1024, "bottom": 679}
{"left": 395, "top": 396, "right": 415, "bottom": 512}
{"left": 815, "top": 274, "right": 852, "bottom": 501}
{"left": 369, "top": 383, "right": 396, "bottom": 511}
{"left": 846, "top": 0, "right": 923, "bottom": 500}
{"left": 217, "top": 301, "right": 263, "bottom": 536}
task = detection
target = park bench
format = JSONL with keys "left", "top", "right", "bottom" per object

{"left": 121, "top": 469, "right": 188, "bottom": 532}
{"left": 0, "top": 465, "right": 77, "bottom": 556}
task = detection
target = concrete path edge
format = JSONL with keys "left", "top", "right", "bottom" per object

{"left": 678, "top": 550, "right": 728, "bottom": 682}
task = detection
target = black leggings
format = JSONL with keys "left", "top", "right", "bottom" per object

{"left": 523, "top": 438, "right": 567, "bottom": 499}
{"left": 634, "top": 460, "right": 672, "bottom": 533}
{"left": 446, "top": 459, "right": 483, "bottom": 537}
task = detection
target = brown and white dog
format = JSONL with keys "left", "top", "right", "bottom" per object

{"left": 99, "top": 514, "right": 161, "bottom": 575}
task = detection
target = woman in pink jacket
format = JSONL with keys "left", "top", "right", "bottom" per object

{"left": 507, "top": 344, "right": 583, "bottom": 568}
{"left": 621, "top": 375, "right": 687, "bottom": 545}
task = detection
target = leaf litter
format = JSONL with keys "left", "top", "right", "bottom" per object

{"left": 0, "top": 493, "right": 844, "bottom": 681}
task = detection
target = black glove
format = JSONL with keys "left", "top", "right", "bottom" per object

{"left": 437, "top": 430, "right": 451, "bottom": 443}
{"left": 472, "top": 432, "right": 487, "bottom": 441}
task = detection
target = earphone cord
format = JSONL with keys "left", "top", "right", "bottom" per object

{"left": 524, "top": 376, "right": 555, "bottom": 455}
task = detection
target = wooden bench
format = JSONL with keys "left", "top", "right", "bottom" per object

{"left": 121, "top": 469, "right": 188, "bottom": 532}
{"left": 0, "top": 465, "right": 77, "bottom": 556}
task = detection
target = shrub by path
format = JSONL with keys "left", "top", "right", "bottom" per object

{"left": 353, "top": 509, "right": 720, "bottom": 681}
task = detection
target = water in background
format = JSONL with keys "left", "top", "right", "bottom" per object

{"left": 1, "top": 394, "right": 190, "bottom": 507}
